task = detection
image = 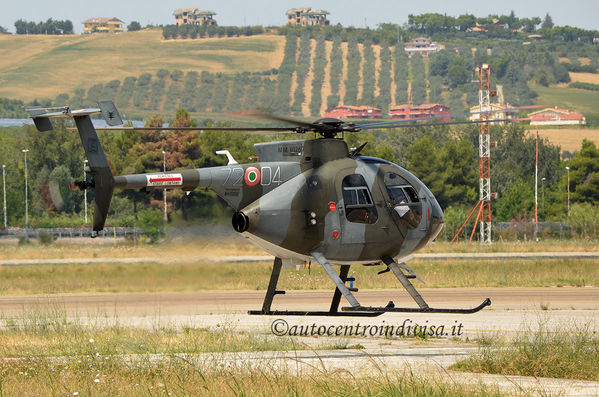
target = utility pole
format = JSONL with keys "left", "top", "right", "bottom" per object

{"left": 22, "top": 149, "right": 29, "bottom": 233}
{"left": 566, "top": 166, "right": 570, "bottom": 216}
{"left": 534, "top": 130, "right": 539, "bottom": 242}
{"left": 84, "top": 159, "right": 88, "bottom": 224}
{"left": 162, "top": 151, "right": 167, "bottom": 222}
{"left": 541, "top": 177, "right": 546, "bottom": 220}
{"left": 2, "top": 164, "right": 6, "bottom": 228}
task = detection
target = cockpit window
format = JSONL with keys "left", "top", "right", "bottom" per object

{"left": 383, "top": 172, "right": 422, "bottom": 228}
{"left": 342, "top": 174, "right": 378, "bottom": 224}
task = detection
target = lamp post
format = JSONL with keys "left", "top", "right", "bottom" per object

{"left": 22, "top": 149, "right": 29, "bottom": 232}
{"left": 162, "top": 151, "right": 167, "bottom": 222}
{"left": 84, "top": 159, "right": 88, "bottom": 225}
{"left": 541, "top": 177, "right": 546, "bottom": 220}
{"left": 565, "top": 166, "right": 570, "bottom": 216}
{"left": 2, "top": 164, "right": 6, "bottom": 228}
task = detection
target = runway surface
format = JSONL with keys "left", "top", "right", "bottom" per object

{"left": 2, "top": 251, "right": 598, "bottom": 266}
{"left": 1, "top": 288, "right": 598, "bottom": 395}
{"left": 1, "top": 287, "right": 597, "bottom": 332}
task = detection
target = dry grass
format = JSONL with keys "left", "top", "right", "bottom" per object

{"left": 0, "top": 308, "right": 506, "bottom": 396}
{"left": 0, "top": 30, "right": 285, "bottom": 101}
{"left": 452, "top": 322, "right": 599, "bottom": 381}
{"left": 525, "top": 128, "right": 599, "bottom": 153}
{"left": 569, "top": 72, "right": 599, "bottom": 84}
{"left": 0, "top": 257, "right": 596, "bottom": 295}
{"left": 0, "top": 238, "right": 596, "bottom": 294}
{"left": 0, "top": 308, "right": 302, "bottom": 359}
{"left": 0, "top": 358, "right": 503, "bottom": 396}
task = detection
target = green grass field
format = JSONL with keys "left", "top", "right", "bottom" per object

{"left": 532, "top": 83, "right": 599, "bottom": 115}
{"left": 0, "top": 30, "right": 285, "bottom": 101}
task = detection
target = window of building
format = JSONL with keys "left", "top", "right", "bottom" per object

{"left": 342, "top": 174, "right": 378, "bottom": 224}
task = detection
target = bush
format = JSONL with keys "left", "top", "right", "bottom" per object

{"left": 38, "top": 231, "right": 55, "bottom": 245}
{"left": 137, "top": 209, "right": 164, "bottom": 243}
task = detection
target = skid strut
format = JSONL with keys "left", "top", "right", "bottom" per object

{"left": 248, "top": 256, "right": 382, "bottom": 317}
{"left": 342, "top": 257, "right": 491, "bottom": 314}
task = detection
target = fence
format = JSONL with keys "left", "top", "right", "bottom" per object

{"left": 0, "top": 227, "right": 142, "bottom": 240}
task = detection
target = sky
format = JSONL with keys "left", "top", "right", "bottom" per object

{"left": 1, "top": 0, "right": 598, "bottom": 33}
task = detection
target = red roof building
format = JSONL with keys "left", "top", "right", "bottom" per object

{"left": 527, "top": 107, "right": 585, "bottom": 126}
{"left": 324, "top": 105, "right": 382, "bottom": 119}
{"left": 390, "top": 104, "right": 451, "bottom": 122}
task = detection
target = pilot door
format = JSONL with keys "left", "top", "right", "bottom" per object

{"left": 380, "top": 171, "right": 427, "bottom": 233}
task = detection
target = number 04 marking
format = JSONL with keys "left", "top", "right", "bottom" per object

{"left": 259, "top": 166, "right": 282, "bottom": 186}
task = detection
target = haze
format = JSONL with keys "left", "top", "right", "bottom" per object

{"left": 1, "top": 0, "right": 597, "bottom": 33}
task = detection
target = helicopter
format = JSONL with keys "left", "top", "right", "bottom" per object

{"left": 29, "top": 100, "right": 504, "bottom": 317}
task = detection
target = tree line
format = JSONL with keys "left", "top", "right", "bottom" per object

{"left": 14, "top": 19, "right": 73, "bottom": 35}
{"left": 1, "top": 115, "right": 597, "bottom": 240}
{"left": 162, "top": 24, "right": 264, "bottom": 40}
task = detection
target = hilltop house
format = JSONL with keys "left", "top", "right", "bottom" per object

{"left": 82, "top": 17, "right": 125, "bottom": 34}
{"left": 390, "top": 104, "right": 451, "bottom": 122}
{"left": 173, "top": 8, "right": 217, "bottom": 26}
{"left": 286, "top": 8, "right": 330, "bottom": 26}
{"left": 324, "top": 105, "right": 381, "bottom": 119}
{"left": 469, "top": 103, "right": 517, "bottom": 123}
{"left": 527, "top": 107, "right": 585, "bottom": 126}
{"left": 404, "top": 37, "right": 440, "bottom": 57}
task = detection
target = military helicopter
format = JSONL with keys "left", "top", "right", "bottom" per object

{"left": 30, "top": 101, "right": 504, "bottom": 317}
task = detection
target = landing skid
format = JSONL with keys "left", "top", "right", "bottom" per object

{"left": 249, "top": 255, "right": 492, "bottom": 317}
{"left": 249, "top": 257, "right": 382, "bottom": 317}
{"left": 342, "top": 298, "right": 491, "bottom": 314}
{"left": 248, "top": 310, "right": 383, "bottom": 317}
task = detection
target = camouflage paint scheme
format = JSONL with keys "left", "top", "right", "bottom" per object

{"left": 31, "top": 105, "right": 498, "bottom": 315}
{"left": 115, "top": 138, "right": 444, "bottom": 265}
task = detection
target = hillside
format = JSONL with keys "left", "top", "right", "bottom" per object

{"left": 1, "top": 27, "right": 598, "bottom": 127}
{"left": 0, "top": 29, "right": 285, "bottom": 101}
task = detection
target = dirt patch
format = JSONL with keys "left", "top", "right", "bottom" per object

{"left": 338, "top": 42, "right": 348, "bottom": 105}
{"left": 373, "top": 45, "right": 381, "bottom": 98}
{"left": 320, "top": 40, "right": 333, "bottom": 115}
{"left": 569, "top": 72, "right": 599, "bottom": 84}
{"left": 526, "top": 128, "right": 599, "bottom": 154}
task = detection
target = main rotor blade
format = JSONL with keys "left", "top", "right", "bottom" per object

{"left": 358, "top": 118, "right": 515, "bottom": 131}
{"left": 70, "top": 126, "right": 300, "bottom": 133}
{"left": 355, "top": 109, "right": 520, "bottom": 129}
{"left": 248, "top": 113, "right": 317, "bottom": 129}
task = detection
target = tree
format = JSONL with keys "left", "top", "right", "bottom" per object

{"left": 0, "top": 26, "right": 8, "bottom": 34}
{"left": 447, "top": 63, "right": 469, "bottom": 87}
{"left": 495, "top": 179, "right": 534, "bottom": 221}
{"left": 541, "top": 13, "right": 554, "bottom": 30}
{"left": 567, "top": 139, "right": 599, "bottom": 204}
{"left": 127, "top": 21, "right": 142, "bottom": 31}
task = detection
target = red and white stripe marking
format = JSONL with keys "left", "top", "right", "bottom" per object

{"left": 146, "top": 173, "right": 183, "bottom": 187}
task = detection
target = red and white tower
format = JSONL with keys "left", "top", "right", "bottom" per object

{"left": 478, "top": 64, "right": 492, "bottom": 245}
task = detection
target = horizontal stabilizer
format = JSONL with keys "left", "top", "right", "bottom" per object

{"left": 28, "top": 101, "right": 123, "bottom": 132}
{"left": 33, "top": 117, "right": 53, "bottom": 132}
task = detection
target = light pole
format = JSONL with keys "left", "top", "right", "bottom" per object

{"left": 2, "top": 164, "right": 6, "bottom": 229}
{"left": 84, "top": 159, "right": 88, "bottom": 225}
{"left": 541, "top": 177, "right": 546, "bottom": 220}
{"left": 22, "top": 149, "right": 29, "bottom": 232}
{"left": 162, "top": 151, "right": 167, "bottom": 222}
{"left": 565, "top": 166, "right": 570, "bottom": 216}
